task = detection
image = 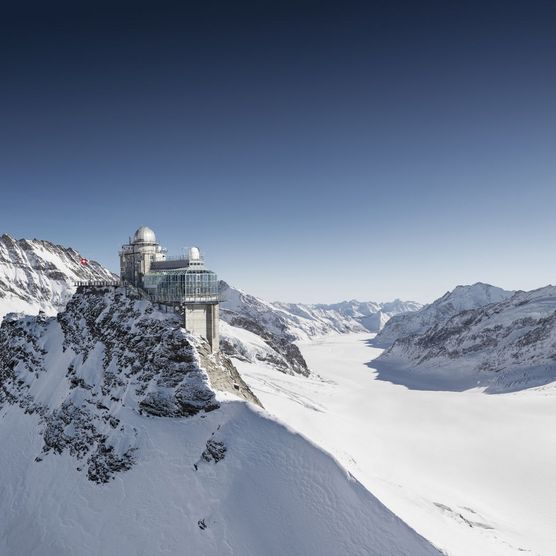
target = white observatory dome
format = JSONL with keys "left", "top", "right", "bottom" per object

{"left": 189, "top": 246, "right": 201, "bottom": 260}
{"left": 133, "top": 226, "right": 157, "bottom": 244}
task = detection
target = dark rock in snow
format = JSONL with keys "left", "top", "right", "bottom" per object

{"left": 201, "top": 439, "right": 227, "bottom": 463}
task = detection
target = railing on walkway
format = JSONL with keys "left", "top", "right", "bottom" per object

{"left": 148, "top": 293, "right": 220, "bottom": 304}
{"left": 74, "top": 281, "right": 121, "bottom": 287}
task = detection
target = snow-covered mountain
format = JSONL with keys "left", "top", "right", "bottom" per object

{"left": 0, "top": 234, "right": 116, "bottom": 320}
{"left": 0, "top": 235, "right": 420, "bottom": 379}
{"left": 0, "top": 286, "right": 440, "bottom": 556}
{"left": 376, "top": 285, "right": 556, "bottom": 393}
{"left": 374, "top": 282, "right": 514, "bottom": 348}
{"left": 220, "top": 281, "right": 420, "bottom": 376}
{"left": 219, "top": 282, "right": 312, "bottom": 377}
{"left": 275, "top": 298, "right": 423, "bottom": 335}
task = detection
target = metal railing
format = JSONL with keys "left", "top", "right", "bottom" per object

{"left": 148, "top": 293, "right": 220, "bottom": 304}
{"left": 164, "top": 255, "right": 192, "bottom": 261}
{"left": 74, "top": 280, "right": 121, "bottom": 287}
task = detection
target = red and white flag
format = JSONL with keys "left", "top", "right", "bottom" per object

{"left": 80, "top": 258, "right": 89, "bottom": 266}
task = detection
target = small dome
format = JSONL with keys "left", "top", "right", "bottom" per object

{"left": 189, "top": 246, "right": 201, "bottom": 260}
{"left": 133, "top": 226, "right": 156, "bottom": 244}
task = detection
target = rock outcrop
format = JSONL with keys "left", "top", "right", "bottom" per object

{"left": 0, "top": 286, "right": 259, "bottom": 482}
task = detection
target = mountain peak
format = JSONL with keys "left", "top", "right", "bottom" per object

{"left": 0, "top": 234, "right": 116, "bottom": 320}
{"left": 375, "top": 282, "right": 514, "bottom": 348}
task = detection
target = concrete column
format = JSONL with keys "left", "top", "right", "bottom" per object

{"left": 183, "top": 303, "right": 220, "bottom": 353}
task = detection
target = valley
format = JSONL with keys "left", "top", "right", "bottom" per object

{"left": 233, "top": 332, "right": 556, "bottom": 556}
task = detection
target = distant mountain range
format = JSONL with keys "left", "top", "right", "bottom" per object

{"left": 273, "top": 298, "right": 422, "bottom": 337}
{"left": 219, "top": 281, "right": 421, "bottom": 376}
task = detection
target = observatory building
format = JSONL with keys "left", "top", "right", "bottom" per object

{"left": 119, "top": 226, "right": 167, "bottom": 288}
{"left": 120, "top": 226, "right": 219, "bottom": 352}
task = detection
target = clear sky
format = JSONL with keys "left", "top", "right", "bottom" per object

{"left": 1, "top": 1, "right": 555, "bottom": 303}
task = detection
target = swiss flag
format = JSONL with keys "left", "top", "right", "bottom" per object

{"left": 80, "top": 258, "right": 89, "bottom": 266}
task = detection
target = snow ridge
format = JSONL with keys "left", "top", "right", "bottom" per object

{"left": 278, "top": 298, "right": 423, "bottom": 335}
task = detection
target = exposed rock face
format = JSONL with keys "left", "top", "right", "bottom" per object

{"left": 0, "top": 286, "right": 254, "bottom": 482}
{"left": 0, "top": 234, "right": 116, "bottom": 320}
{"left": 376, "top": 286, "right": 556, "bottom": 393}
{"left": 196, "top": 340, "right": 262, "bottom": 406}
{"left": 374, "top": 283, "right": 514, "bottom": 348}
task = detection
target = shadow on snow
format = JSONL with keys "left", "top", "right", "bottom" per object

{"left": 362, "top": 338, "right": 556, "bottom": 395}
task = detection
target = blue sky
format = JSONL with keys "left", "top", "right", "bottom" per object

{"left": 1, "top": 1, "right": 555, "bottom": 303}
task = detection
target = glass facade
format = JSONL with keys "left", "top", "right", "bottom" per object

{"left": 143, "top": 269, "right": 219, "bottom": 303}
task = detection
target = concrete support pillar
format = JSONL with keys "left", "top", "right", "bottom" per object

{"left": 183, "top": 303, "right": 219, "bottom": 353}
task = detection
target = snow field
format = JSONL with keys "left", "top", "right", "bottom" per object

{"left": 234, "top": 332, "right": 556, "bottom": 556}
{"left": 0, "top": 399, "right": 439, "bottom": 556}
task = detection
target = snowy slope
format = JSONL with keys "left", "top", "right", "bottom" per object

{"left": 233, "top": 333, "right": 556, "bottom": 556}
{"left": 0, "top": 287, "right": 440, "bottom": 556}
{"left": 0, "top": 234, "right": 116, "bottom": 320}
{"left": 220, "top": 281, "right": 420, "bottom": 376}
{"left": 374, "top": 282, "right": 514, "bottom": 348}
{"left": 220, "top": 320, "right": 308, "bottom": 376}
{"left": 376, "top": 285, "right": 556, "bottom": 392}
